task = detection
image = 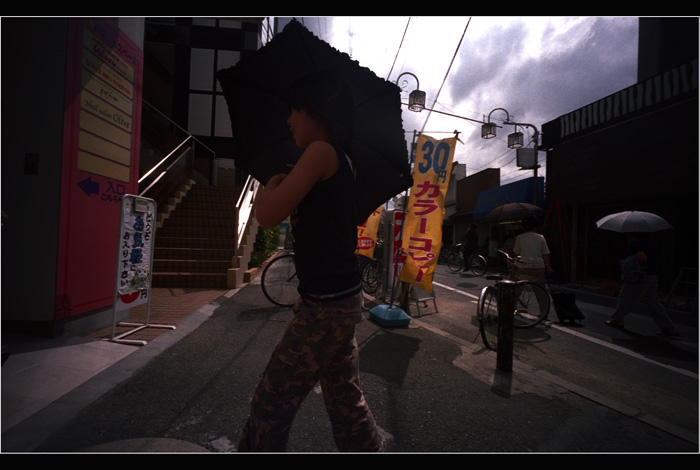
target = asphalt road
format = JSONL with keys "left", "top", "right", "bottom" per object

{"left": 29, "top": 262, "right": 697, "bottom": 453}
{"left": 408, "top": 263, "right": 698, "bottom": 440}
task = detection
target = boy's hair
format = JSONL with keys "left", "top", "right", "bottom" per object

{"left": 287, "top": 71, "right": 355, "bottom": 157}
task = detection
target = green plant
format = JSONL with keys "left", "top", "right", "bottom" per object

{"left": 249, "top": 225, "right": 282, "bottom": 268}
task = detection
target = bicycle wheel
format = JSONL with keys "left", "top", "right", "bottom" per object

{"left": 513, "top": 282, "right": 550, "bottom": 328}
{"left": 361, "top": 259, "right": 382, "bottom": 294}
{"left": 261, "top": 253, "right": 299, "bottom": 307}
{"left": 447, "top": 251, "right": 463, "bottom": 272}
{"left": 469, "top": 255, "right": 488, "bottom": 276}
{"left": 478, "top": 286, "right": 500, "bottom": 350}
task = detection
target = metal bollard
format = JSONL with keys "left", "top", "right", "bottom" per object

{"left": 496, "top": 280, "right": 516, "bottom": 372}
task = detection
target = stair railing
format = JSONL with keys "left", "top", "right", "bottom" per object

{"left": 138, "top": 100, "right": 216, "bottom": 208}
{"left": 236, "top": 175, "right": 260, "bottom": 247}
{"left": 139, "top": 137, "right": 193, "bottom": 197}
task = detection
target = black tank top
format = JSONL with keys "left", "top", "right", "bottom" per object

{"left": 290, "top": 143, "right": 361, "bottom": 301}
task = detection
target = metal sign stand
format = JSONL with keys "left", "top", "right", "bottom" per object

{"left": 109, "top": 195, "right": 175, "bottom": 346}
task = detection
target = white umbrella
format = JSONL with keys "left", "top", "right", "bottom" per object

{"left": 595, "top": 211, "right": 673, "bottom": 232}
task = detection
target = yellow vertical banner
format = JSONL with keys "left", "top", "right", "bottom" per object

{"left": 356, "top": 206, "right": 383, "bottom": 258}
{"left": 399, "top": 135, "right": 457, "bottom": 292}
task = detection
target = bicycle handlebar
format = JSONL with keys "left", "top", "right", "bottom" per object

{"left": 497, "top": 249, "right": 526, "bottom": 265}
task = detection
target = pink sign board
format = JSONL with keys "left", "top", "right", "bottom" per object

{"left": 55, "top": 18, "right": 143, "bottom": 319}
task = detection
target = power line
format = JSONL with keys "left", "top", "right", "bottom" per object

{"left": 386, "top": 17, "right": 411, "bottom": 80}
{"left": 420, "top": 18, "right": 471, "bottom": 134}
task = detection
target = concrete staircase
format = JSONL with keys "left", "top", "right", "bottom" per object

{"left": 152, "top": 183, "right": 258, "bottom": 289}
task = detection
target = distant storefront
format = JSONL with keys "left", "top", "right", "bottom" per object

{"left": 473, "top": 177, "right": 544, "bottom": 221}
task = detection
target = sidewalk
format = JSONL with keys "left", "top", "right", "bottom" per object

{"left": 2, "top": 278, "right": 697, "bottom": 452}
{"left": 2, "top": 287, "right": 229, "bottom": 447}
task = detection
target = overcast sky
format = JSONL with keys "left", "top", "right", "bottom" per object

{"left": 289, "top": 16, "right": 639, "bottom": 186}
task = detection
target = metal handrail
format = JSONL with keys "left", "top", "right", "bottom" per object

{"left": 236, "top": 175, "right": 260, "bottom": 246}
{"left": 139, "top": 136, "right": 192, "bottom": 186}
{"left": 137, "top": 100, "right": 216, "bottom": 202}
{"left": 142, "top": 100, "right": 216, "bottom": 159}
{"left": 139, "top": 144, "right": 193, "bottom": 197}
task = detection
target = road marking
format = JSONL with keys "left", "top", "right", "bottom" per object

{"left": 433, "top": 281, "right": 480, "bottom": 300}
{"left": 548, "top": 321, "right": 698, "bottom": 379}
{"left": 433, "top": 281, "right": 697, "bottom": 380}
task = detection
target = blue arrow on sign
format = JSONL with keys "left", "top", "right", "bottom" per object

{"left": 78, "top": 177, "right": 99, "bottom": 197}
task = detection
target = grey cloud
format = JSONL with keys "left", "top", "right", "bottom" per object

{"left": 448, "top": 17, "right": 638, "bottom": 126}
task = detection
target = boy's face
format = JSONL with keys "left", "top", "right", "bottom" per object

{"left": 287, "top": 107, "right": 326, "bottom": 148}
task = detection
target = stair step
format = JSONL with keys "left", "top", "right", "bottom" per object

{"left": 154, "top": 247, "right": 235, "bottom": 261}
{"left": 154, "top": 259, "right": 231, "bottom": 273}
{"left": 171, "top": 207, "right": 236, "bottom": 217}
{"left": 155, "top": 236, "right": 235, "bottom": 249}
{"left": 152, "top": 182, "right": 252, "bottom": 289}
{"left": 157, "top": 226, "right": 237, "bottom": 238}
{"left": 179, "top": 194, "right": 238, "bottom": 204}
{"left": 152, "top": 272, "right": 227, "bottom": 288}
{"left": 162, "top": 217, "right": 236, "bottom": 228}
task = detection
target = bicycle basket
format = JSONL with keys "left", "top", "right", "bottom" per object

{"left": 507, "top": 258, "right": 544, "bottom": 282}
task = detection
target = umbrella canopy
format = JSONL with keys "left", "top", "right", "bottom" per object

{"left": 217, "top": 19, "right": 412, "bottom": 222}
{"left": 595, "top": 211, "right": 673, "bottom": 232}
{"left": 484, "top": 202, "right": 544, "bottom": 223}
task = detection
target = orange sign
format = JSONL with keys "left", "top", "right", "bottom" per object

{"left": 357, "top": 206, "right": 383, "bottom": 258}
{"left": 399, "top": 135, "right": 457, "bottom": 292}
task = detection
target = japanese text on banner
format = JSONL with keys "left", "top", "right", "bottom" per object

{"left": 399, "top": 135, "right": 457, "bottom": 292}
{"left": 116, "top": 196, "right": 155, "bottom": 311}
{"left": 356, "top": 206, "right": 383, "bottom": 259}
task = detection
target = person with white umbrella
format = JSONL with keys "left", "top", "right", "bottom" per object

{"left": 597, "top": 212, "right": 679, "bottom": 337}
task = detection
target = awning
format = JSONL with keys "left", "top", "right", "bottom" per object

{"left": 473, "top": 177, "right": 544, "bottom": 221}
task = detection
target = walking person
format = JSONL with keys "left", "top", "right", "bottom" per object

{"left": 512, "top": 216, "right": 552, "bottom": 313}
{"left": 513, "top": 216, "right": 554, "bottom": 280}
{"left": 238, "top": 72, "right": 383, "bottom": 452}
{"left": 604, "top": 233, "right": 679, "bottom": 337}
{"left": 461, "top": 224, "right": 479, "bottom": 271}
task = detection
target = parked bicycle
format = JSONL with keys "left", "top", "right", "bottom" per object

{"left": 260, "top": 251, "right": 299, "bottom": 307}
{"left": 358, "top": 254, "right": 383, "bottom": 295}
{"left": 262, "top": 250, "right": 385, "bottom": 307}
{"left": 477, "top": 250, "right": 551, "bottom": 351}
{"left": 447, "top": 244, "right": 488, "bottom": 276}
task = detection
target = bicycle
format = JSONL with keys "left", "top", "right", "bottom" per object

{"left": 262, "top": 250, "right": 385, "bottom": 307}
{"left": 477, "top": 250, "right": 551, "bottom": 351}
{"left": 439, "top": 243, "right": 457, "bottom": 264}
{"left": 261, "top": 252, "right": 299, "bottom": 307}
{"left": 447, "top": 244, "right": 488, "bottom": 276}
{"left": 358, "top": 254, "right": 383, "bottom": 295}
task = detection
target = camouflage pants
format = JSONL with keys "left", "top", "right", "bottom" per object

{"left": 238, "top": 291, "right": 383, "bottom": 452}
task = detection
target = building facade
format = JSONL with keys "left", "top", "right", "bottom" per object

{"left": 1, "top": 17, "right": 270, "bottom": 336}
{"left": 541, "top": 18, "right": 698, "bottom": 293}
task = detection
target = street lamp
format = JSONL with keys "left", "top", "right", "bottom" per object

{"left": 396, "top": 72, "right": 426, "bottom": 112}
{"left": 481, "top": 108, "right": 534, "bottom": 148}
{"left": 507, "top": 131, "right": 523, "bottom": 149}
{"left": 397, "top": 72, "right": 489, "bottom": 127}
{"left": 481, "top": 121, "right": 497, "bottom": 139}
{"left": 481, "top": 108, "right": 539, "bottom": 154}
{"left": 482, "top": 107, "right": 541, "bottom": 205}
{"left": 396, "top": 77, "right": 542, "bottom": 206}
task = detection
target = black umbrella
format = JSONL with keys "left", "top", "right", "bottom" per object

{"left": 484, "top": 202, "right": 544, "bottom": 223}
{"left": 217, "top": 19, "right": 412, "bottom": 222}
